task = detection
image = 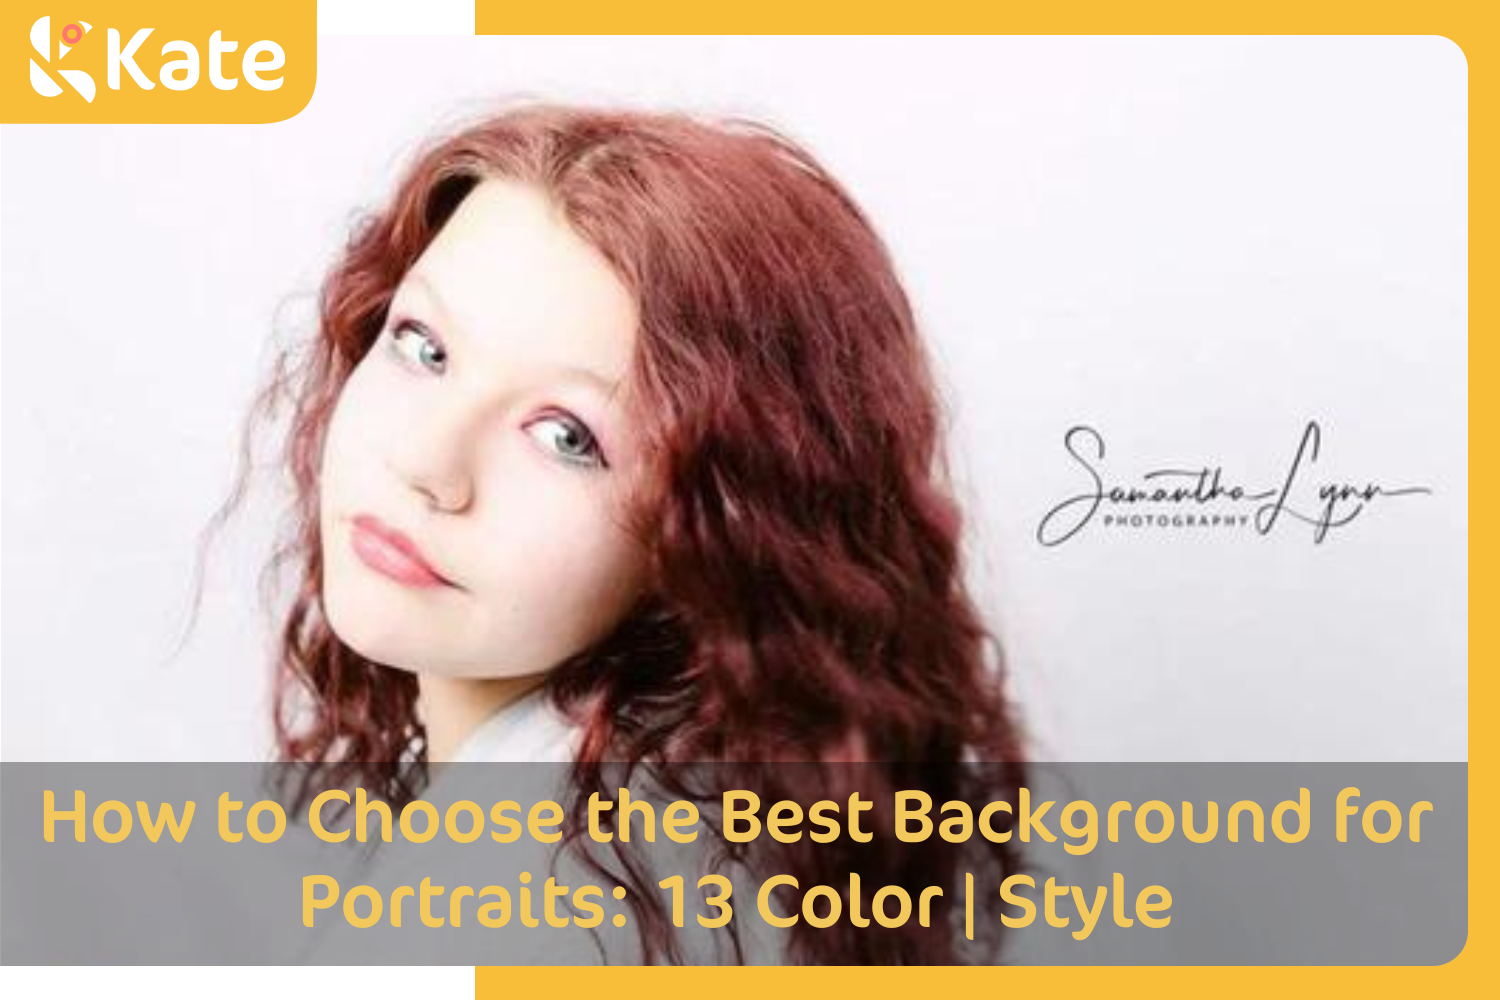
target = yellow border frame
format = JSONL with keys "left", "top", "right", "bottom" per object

{"left": 470, "top": 2, "right": 1487, "bottom": 994}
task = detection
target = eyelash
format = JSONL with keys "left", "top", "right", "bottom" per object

{"left": 384, "top": 317, "right": 448, "bottom": 374}
{"left": 381, "top": 317, "right": 610, "bottom": 472}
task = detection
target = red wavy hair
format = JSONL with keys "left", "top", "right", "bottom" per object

{"left": 210, "top": 100, "right": 1028, "bottom": 964}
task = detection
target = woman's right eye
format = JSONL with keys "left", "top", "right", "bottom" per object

{"left": 385, "top": 319, "right": 447, "bottom": 375}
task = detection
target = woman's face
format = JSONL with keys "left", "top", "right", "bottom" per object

{"left": 318, "top": 177, "right": 651, "bottom": 679}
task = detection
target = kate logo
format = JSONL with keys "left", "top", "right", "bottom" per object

{"left": 4, "top": 2, "right": 314, "bottom": 124}
{"left": 28, "top": 16, "right": 95, "bottom": 103}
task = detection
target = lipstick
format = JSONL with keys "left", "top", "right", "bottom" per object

{"left": 349, "top": 514, "right": 452, "bottom": 589}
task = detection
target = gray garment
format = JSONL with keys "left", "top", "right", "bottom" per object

{"left": 446, "top": 687, "right": 580, "bottom": 765}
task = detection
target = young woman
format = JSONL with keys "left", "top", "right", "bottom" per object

{"left": 219, "top": 100, "right": 1028, "bottom": 964}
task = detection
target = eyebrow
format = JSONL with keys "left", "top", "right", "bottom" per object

{"left": 400, "top": 268, "right": 626, "bottom": 396}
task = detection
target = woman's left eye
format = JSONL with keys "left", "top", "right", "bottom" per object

{"left": 526, "top": 414, "right": 608, "bottom": 470}
{"left": 385, "top": 319, "right": 447, "bottom": 374}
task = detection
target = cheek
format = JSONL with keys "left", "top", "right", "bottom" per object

{"left": 320, "top": 360, "right": 402, "bottom": 499}
{"left": 473, "top": 485, "right": 647, "bottom": 620}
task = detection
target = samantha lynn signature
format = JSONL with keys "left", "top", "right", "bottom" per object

{"left": 1036, "top": 420, "right": 1433, "bottom": 546}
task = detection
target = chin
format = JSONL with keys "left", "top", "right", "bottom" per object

{"left": 321, "top": 579, "right": 423, "bottom": 673}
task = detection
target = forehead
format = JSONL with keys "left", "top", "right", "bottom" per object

{"left": 403, "top": 177, "right": 638, "bottom": 383}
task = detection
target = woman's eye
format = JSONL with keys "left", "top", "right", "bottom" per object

{"left": 386, "top": 319, "right": 447, "bottom": 374}
{"left": 526, "top": 414, "right": 608, "bottom": 470}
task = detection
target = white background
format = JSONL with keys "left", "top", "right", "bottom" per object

{"left": 1, "top": 34, "right": 1467, "bottom": 767}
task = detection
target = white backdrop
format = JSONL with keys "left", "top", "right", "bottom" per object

{"left": 0, "top": 35, "right": 1467, "bottom": 762}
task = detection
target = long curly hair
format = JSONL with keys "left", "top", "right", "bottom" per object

{"left": 212, "top": 100, "right": 1029, "bottom": 964}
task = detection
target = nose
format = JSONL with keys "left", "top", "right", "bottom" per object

{"left": 383, "top": 395, "right": 479, "bottom": 514}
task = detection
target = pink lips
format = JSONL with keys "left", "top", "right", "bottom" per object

{"left": 349, "top": 514, "right": 452, "bottom": 589}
